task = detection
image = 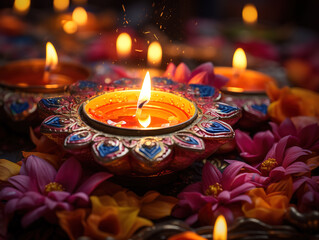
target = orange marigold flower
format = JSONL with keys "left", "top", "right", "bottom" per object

{"left": 266, "top": 82, "right": 319, "bottom": 123}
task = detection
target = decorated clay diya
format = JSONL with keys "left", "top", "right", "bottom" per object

{"left": 216, "top": 48, "right": 276, "bottom": 94}
{"left": 0, "top": 42, "right": 90, "bottom": 126}
{"left": 39, "top": 74, "right": 242, "bottom": 176}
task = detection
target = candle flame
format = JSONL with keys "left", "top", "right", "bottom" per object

{"left": 45, "top": 42, "right": 58, "bottom": 71}
{"left": 63, "top": 20, "right": 78, "bottom": 34}
{"left": 54, "top": 0, "right": 69, "bottom": 12}
{"left": 13, "top": 0, "right": 30, "bottom": 15}
{"left": 147, "top": 41, "right": 162, "bottom": 67}
{"left": 116, "top": 33, "right": 132, "bottom": 59}
{"left": 233, "top": 48, "right": 247, "bottom": 71}
{"left": 72, "top": 7, "right": 88, "bottom": 26}
{"left": 137, "top": 71, "right": 151, "bottom": 128}
{"left": 242, "top": 4, "right": 258, "bottom": 25}
{"left": 138, "top": 114, "right": 151, "bottom": 128}
{"left": 213, "top": 215, "right": 227, "bottom": 240}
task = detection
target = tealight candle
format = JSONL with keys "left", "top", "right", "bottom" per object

{"left": 215, "top": 48, "right": 276, "bottom": 93}
{"left": 83, "top": 72, "right": 197, "bottom": 135}
{"left": 0, "top": 42, "right": 89, "bottom": 93}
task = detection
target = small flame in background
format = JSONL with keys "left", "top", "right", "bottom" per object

{"left": 53, "top": 0, "right": 69, "bottom": 12}
{"left": 242, "top": 4, "right": 258, "bottom": 25}
{"left": 116, "top": 33, "right": 132, "bottom": 59}
{"left": 137, "top": 71, "right": 152, "bottom": 128}
{"left": 213, "top": 215, "right": 227, "bottom": 240}
{"left": 72, "top": 7, "right": 88, "bottom": 26}
{"left": 147, "top": 41, "right": 162, "bottom": 67}
{"left": 45, "top": 42, "right": 58, "bottom": 71}
{"left": 232, "top": 48, "right": 247, "bottom": 71}
{"left": 13, "top": 0, "right": 30, "bottom": 15}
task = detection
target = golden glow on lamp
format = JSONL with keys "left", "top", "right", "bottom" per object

{"left": 242, "top": 4, "right": 258, "bottom": 25}
{"left": 116, "top": 33, "right": 132, "bottom": 59}
{"left": 72, "top": 7, "right": 88, "bottom": 26}
{"left": 13, "top": 0, "right": 30, "bottom": 15}
{"left": 53, "top": 0, "right": 69, "bottom": 12}
{"left": 147, "top": 41, "right": 162, "bottom": 67}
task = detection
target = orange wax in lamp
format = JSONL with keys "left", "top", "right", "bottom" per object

{"left": 84, "top": 71, "right": 197, "bottom": 134}
{"left": 0, "top": 42, "right": 90, "bottom": 93}
{"left": 215, "top": 48, "right": 276, "bottom": 93}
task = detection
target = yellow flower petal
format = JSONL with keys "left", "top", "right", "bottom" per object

{"left": 267, "top": 176, "right": 293, "bottom": 200}
{"left": 0, "top": 159, "right": 21, "bottom": 181}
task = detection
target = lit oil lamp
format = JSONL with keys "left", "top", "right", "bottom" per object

{"left": 215, "top": 48, "right": 276, "bottom": 93}
{"left": 84, "top": 71, "right": 196, "bottom": 134}
{"left": 0, "top": 42, "right": 89, "bottom": 128}
{"left": 0, "top": 42, "right": 90, "bottom": 92}
{"left": 40, "top": 73, "right": 240, "bottom": 177}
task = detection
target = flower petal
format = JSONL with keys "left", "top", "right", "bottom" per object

{"left": 235, "top": 130, "right": 254, "bottom": 153}
{"left": 188, "top": 72, "right": 208, "bottom": 85}
{"left": 217, "top": 191, "right": 230, "bottom": 202}
{"left": 48, "top": 191, "right": 71, "bottom": 202}
{"left": 76, "top": 172, "right": 113, "bottom": 195}
{"left": 174, "top": 63, "right": 191, "bottom": 84}
{"left": 68, "top": 192, "right": 90, "bottom": 207}
{"left": 0, "top": 159, "right": 20, "bottom": 181}
{"left": 229, "top": 194, "right": 252, "bottom": 204}
{"left": 163, "top": 62, "right": 176, "bottom": 78}
{"left": 177, "top": 192, "right": 216, "bottom": 212}
{"left": 55, "top": 157, "right": 82, "bottom": 193}
{"left": 269, "top": 166, "right": 286, "bottom": 181}
{"left": 0, "top": 187, "right": 23, "bottom": 200}
{"left": 5, "top": 198, "right": 19, "bottom": 214}
{"left": 230, "top": 182, "right": 255, "bottom": 198}
{"left": 24, "top": 155, "right": 56, "bottom": 193}
{"left": 57, "top": 209, "right": 87, "bottom": 240}
{"left": 21, "top": 205, "right": 48, "bottom": 228}
{"left": 285, "top": 162, "right": 310, "bottom": 175}
{"left": 201, "top": 162, "right": 222, "bottom": 193}
{"left": 190, "top": 62, "right": 214, "bottom": 80}
{"left": 282, "top": 146, "right": 310, "bottom": 168}
{"left": 8, "top": 175, "right": 35, "bottom": 192}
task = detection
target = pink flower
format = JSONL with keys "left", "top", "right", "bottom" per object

{"left": 254, "top": 136, "right": 310, "bottom": 183}
{"left": 235, "top": 129, "right": 275, "bottom": 165}
{"left": 0, "top": 155, "right": 112, "bottom": 227}
{"left": 163, "top": 62, "right": 229, "bottom": 89}
{"left": 293, "top": 176, "right": 319, "bottom": 212}
{"left": 270, "top": 117, "right": 319, "bottom": 152}
{"left": 173, "top": 161, "right": 259, "bottom": 225}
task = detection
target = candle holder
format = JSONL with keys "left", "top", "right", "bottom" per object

{"left": 39, "top": 78, "right": 241, "bottom": 176}
{"left": 0, "top": 59, "right": 90, "bottom": 131}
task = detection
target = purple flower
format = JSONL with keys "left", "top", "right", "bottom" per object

{"left": 173, "top": 161, "right": 259, "bottom": 225}
{"left": 163, "top": 62, "right": 229, "bottom": 89}
{"left": 255, "top": 136, "right": 310, "bottom": 183}
{"left": 0, "top": 155, "right": 112, "bottom": 227}
{"left": 235, "top": 129, "right": 275, "bottom": 165}
{"left": 270, "top": 118, "right": 319, "bottom": 152}
{"left": 293, "top": 176, "right": 319, "bottom": 212}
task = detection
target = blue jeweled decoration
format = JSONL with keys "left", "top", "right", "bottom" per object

{"left": 152, "top": 77, "right": 176, "bottom": 86}
{"left": 139, "top": 144, "right": 162, "bottom": 159}
{"left": 78, "top": 81, "right": 98, "bottom": 90}
{"left": 189, "top": 84, "right": 215, "bottom": 97}
{"left": 69, "top": 133, "right": 87, "bottom": 142}
{"left": 204, "top": 122, "right": 230, "bottom": 133}
{"left": 177, "top": 134, "right": 199, "bottom": 145}
{"left": 44, "top": 116, "right": 62, "bottom": 128}
{"left": 10, "top": 102, "right": 29, "bottom": 114}
{"left": 218, "top": 104, "right": 238, "bottom": 113}
{"left": 40, "top": 98, "right": 61, "bottom": 108}
{"left": 98, "top": 143, "right": 119, "bottom": 158}
{"left": 252, "top": 104, "right": 268, "bottom": 114}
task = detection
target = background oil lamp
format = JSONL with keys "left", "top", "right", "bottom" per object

{"left": 0, "top": 42, "right": 90, "bottom": 130}
{"left": 39, "top": 72, "right": 241, "bottom": 178}
{"left": 213, "top": 48, "right": 275, "bottom": 130}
